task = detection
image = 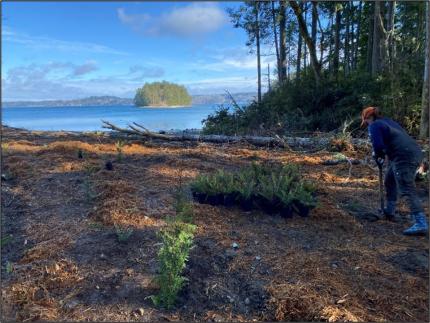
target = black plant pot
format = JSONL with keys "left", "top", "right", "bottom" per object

{"left": 223, "top": 192, "right": 238, "bottom": 207}
{"left": 207, "top": 194, "right": 223, "bottom": 206}
{"left": 192, "top": 191, "right": 207, "bottom": 204}
{"left": 280, "top": 203, "right": 294, "bottom": 218}
{"left": 254, "top": 195, "right": 266, "bottom": 210}
{"left": 293, "top": 200, "right": 311, "bottom": 217}
{"left": 239, "top": 197, "right": 254, "bottom": 211}
{"left": 258, "top": 197, "right": 280, "bottom": 215}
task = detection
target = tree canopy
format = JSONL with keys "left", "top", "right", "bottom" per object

{"left": 204, "top": 1, "right": 428, "bottom": 138}
{"left": 134, "top": 81, "right": 192, "bottom": 107}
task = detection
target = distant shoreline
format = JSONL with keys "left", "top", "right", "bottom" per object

{"left": 137, "top": 105, "right": 192, "bottom": 109}
{"left": 2, "top": 93, "right": 255, "bottom": 108}
{"left": 1, "top": 124, "right": 202, "bottom": 136}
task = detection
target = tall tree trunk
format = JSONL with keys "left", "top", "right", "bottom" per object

{"left": 317, "top": 12, "right": 324, "bottom": 65}
{"left": 256, "top": 3, "right": 262, "bottom": 103}
{"left": 296, "top": 3, "right": 303, "bottom": 81}
{"left": 328, "top": 11, "right": 334, "bottom": 72}
{"left": 267, "top": 64, "right": 271, "bottom": 91}
{"left": 420, "top": 0, "right": 429, "bottom": 139}
{"left": 345, "top": 2, "right": 350, "bottom": 75}
{"left": 349, "top": 1, "right": 354, "bottom": 71}
{"left": 272, "top": 1, "right": 281, "bottom": 82}
{"left": 289, "top": 0, "right": 322, "bottom": 84}
{"left": 372, "top": 0, "right": 388, "bottom": 76}
{"left": 354, "top": 1, "right": 362, "bottom": 70}
{"left": 366, "top": 2, "right": 374, "bottom": 73}
{"left": 371, "top": 1, "right": 381, "bottom": 76}
{"left": 333, "top": 4, "right": 342, "bottom": 78}
{"left": 287, "top": 39, "right": 291, "bottom": 81}
{"left": 270, "top": 1, "right": 282, "bottom": 83}
{"left": 387, "top": 1, "right": 396, "bottom": 73}
{"left": 304, "top": 3, "right": 308, "bottom": 71}
{"left": 312, "top": 1, "right": 318, "bottom": 49}
{"left": 279, "top": 1, "right": 287, "bottom": 82}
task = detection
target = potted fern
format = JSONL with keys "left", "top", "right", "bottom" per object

{"left": 292, "top": 182, "right": 317, "bottom": 217}
{"left": 236, "top": 170, "right": 256, "bottom": 211}
{"left": 190, "top": 174, "right": 210, "bottom": 203}
{"left": 275, "top": 187, "right": 294, "bottom": 218}
{"left": 205, "top": 172, "right": 224, "bottom": 205}
{"left": 220, "top": 171, "right": 238, "bottom": 207}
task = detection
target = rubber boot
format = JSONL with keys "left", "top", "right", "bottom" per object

{"left": 403, "top": 212, "right": 429, "bottom": 236}
{"left": 383, "top": 200, "right": 397, "bottom": 221}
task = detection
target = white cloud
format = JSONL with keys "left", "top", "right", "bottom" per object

{"left": 2, "top": 61, "right": 260, "bottom": 99}
{"left": 3, "top": 62, "right": 100, "bottom": 100}
{"left": 72, "top": 61, "right": 98, "bottom": 76}
{"left": 2, "top": 27, "right": 129, "bottom": 56}
{"left": 188, "top": 46, "right": 277, "bottom": 72}
{"left": 3, "top": 63, "right": 87, "bottom": 100}
{"left": 117, "top": 3, "right": 227, "bottom": 38}
{"left": 117, "top": 8, "right": 150, "bottom": 33}
{"left": 1, "top": 62, "right": 165, "bottom": 100}
{"left": 183, "top": 76, "right": 259, "bottom": 95}
{"left": 128, "top": 65, "right": 164, "bottom": 79}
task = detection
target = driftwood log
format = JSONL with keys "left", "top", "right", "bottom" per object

{"left": 101, "top": 120, "right": 370, "bottom": 149}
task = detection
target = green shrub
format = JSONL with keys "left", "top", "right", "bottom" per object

{"left": 151, "top": 185, "right": 196, "bottom": 308}
{"left": 276, "top": 186, "right": 294, "bottom": 206}
{"left": 293, "top": 182, "right": 317, "bottom": 207}
{"left": 257, "top": 173, "right": 279, "bottom": 202}
{"left": 151, "top": 219, "right": 196, "bottom": 309}
{"left": 83, "top": 179, "right": 96, "bottom": 203}
{"left": 202, "top": 106, "right": 238, "bottom": 135}
{"left": 6, "top": 261, "right": 13, "bottom": 274}
{"left": 83, "top": 162, "right": 100, "bottom": 174}
{"left": 202, "top": 71, "right": 423, "bottom": 137}
{"left": 2, "top": 143, "right": 10, "bottom": 155}
{"left": 115, "top": 140, "right": 125, "bottom": 162}
{"left": 213, "top": 169, "right": 236, "bottom": 195}
{"left": 1, "top": 234, "right": 12, "bottom": 247}
{"left": 190, "top": 162, "right": 316, "bottom": 211}
{"left": 236, "top": 169, "right": 256, "bottom": 199}
{"left": 189, "top": 174, "right": 211, "bottom": 194}
{"left": 114, "top": 225, "right": 133, "bottom": 243}
{"left": 173, "top": 188, "right": 194, "bottom": 223}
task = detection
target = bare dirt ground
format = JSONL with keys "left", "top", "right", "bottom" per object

{"left": 1, "top": 126, "right": 428, "bottom": 322}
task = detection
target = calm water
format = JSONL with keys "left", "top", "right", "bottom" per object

{"left": 1, "top": 104, "right": 220, "bottom": 132}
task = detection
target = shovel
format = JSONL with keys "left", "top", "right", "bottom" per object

{"left": 357, "top": 160, "right": 385, "bottom": 222}
{"left": 377, "top": 162, "right": 384, "bottom": 218}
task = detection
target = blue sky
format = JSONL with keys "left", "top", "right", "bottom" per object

{"left": 2, "top": 1, "right": 275, "bottom": 101}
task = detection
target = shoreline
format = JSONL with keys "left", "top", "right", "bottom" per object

{"left": 137, "top": 105, "right": 192, "bottom": 109}
{"left": 1, "top": 125, "right": 202, "bottom": 136}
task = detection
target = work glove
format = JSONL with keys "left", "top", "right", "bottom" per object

{"left": 372, "top": 150, "right": 385, "bottom": 167}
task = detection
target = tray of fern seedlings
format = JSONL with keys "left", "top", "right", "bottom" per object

{"left": 291, "top": 181, "right": 317, "bottom": 217}
{"left": 190, "top": 173, "right": 211, "bottom": 204}
{"left": 236, "top": 168, "right": 257, "bottom": 211}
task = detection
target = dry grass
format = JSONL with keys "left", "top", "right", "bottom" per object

{"left": 3, "top": 259, "right": 82, "bottom": 321}
{"left": 1, "top": 126, "right": 428, "bottom": 322}
{"left": 89, "top": 180, "right": 138, "bottom": 225}
{"left": 20, "top": 237, "right": 73, "bottom": 264}
{"left": 3, "top": 157, "right": 34, "bottom": 179}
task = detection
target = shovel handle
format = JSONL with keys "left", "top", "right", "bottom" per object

{"left": 378, "top": 165, "right": 384, "bottom": 211}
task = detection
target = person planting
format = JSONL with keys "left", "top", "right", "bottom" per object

{"left": 361, "top": 106, "right": 428, "bottom": 236}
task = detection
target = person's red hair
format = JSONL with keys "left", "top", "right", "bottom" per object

{"left": 361, "top": 106, "right": 381, "bottom": 127}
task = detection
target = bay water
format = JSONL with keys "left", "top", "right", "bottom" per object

{"left": 1, "top": 104, "right": 221, "bottom": 132}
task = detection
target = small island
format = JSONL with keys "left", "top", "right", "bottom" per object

{"left": 134, "top": 81, "right": 192, "bottom": 107}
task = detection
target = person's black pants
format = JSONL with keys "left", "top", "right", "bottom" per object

{"left": 385, "top": 161, "right": 423, "bottom": 214}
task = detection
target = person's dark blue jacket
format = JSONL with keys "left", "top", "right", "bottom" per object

{"left": 368, "top": 117, "right": 422, "bottom": 163}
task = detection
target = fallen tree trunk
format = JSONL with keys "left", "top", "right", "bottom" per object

{"left": 101, "top": 120, "right": 370, "bottom": 149}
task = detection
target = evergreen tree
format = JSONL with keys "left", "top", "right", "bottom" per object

{"left": 203, "top": 1, "right": 427, "bottom": 136}
{"left": 134, "top": 81, "right": 192, "bottom": 107}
